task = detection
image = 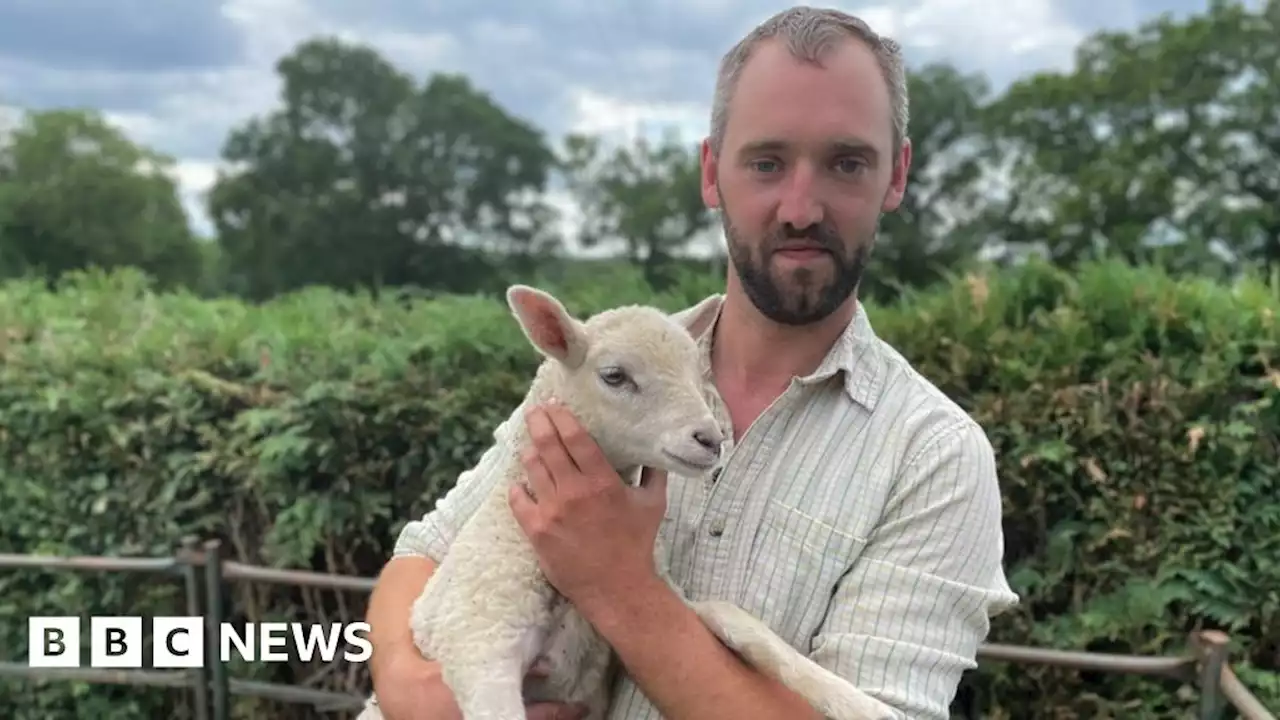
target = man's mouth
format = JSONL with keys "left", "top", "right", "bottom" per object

{"left": 774, "top": 243, "right": 829, "bottom": 260}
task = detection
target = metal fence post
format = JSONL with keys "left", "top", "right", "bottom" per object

{"left": 1192, "top": 630, "right": 1230, "bottom": 720}
{"left": 179, "top": 536, "right": 210, "bottom": 720}
{"left": 203, "top": 539, "right": 229, "bottom": 720}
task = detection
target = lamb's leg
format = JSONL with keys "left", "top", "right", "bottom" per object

{"left": 688, "top": 599, "right": 898, "bottom": 720}
{"left": 571, "top": 638, "right": 614, "bottom": 720}
{"left": 572, "top": 612, "right": 618, "bottom": 720}
{"left": 523, "top": 599, "right": 613, "bottom": 719}
{"left": 407, "top": 488, "right": 557, "bottom": 719}
{"left": 415, "top": 593, "right": 549, "bottom": 720}
{"left": 444, "top": 652, "right": 529, "bottom": 720}
{"left": 576, "top": 661, "right": 613, "bottom": 720}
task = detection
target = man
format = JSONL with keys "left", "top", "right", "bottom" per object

{"left": 363, "top": 6, "right": 1018, "bottom": 719}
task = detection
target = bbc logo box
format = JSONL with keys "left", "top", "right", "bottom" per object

{"left": 29, "top": 616, "right": 204, "bottom": 668}
{"left": 28, "top": 616, "right": 371, "bottom": 668}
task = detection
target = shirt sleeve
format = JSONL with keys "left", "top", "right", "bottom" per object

{"left": 808, "top": 418, "right": 1020, "bottom": 719}
{"left": 391, "top": 409, "right": 519, "bottom": 563}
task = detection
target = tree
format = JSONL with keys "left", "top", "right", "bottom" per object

{"left": 980, "top": 0, "right": 1278, "bottom": 276}
{"left": 207, "top": 36, "right": 560, "bottom": 300}
{"left": 560, "top": 129, "right": 712, "bottom": 288}
{"left": 0, "top": 108, "right": 202, "bottom": 288}
{"left": 864, "top": 63, "right": 996, "bottom": 302}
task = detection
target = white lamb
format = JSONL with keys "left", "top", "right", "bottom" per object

{"left": 359, "top": 285, "right": 898, "bottom": 720}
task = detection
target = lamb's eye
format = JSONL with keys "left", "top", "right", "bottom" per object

{"left": 598, "top": 366, "right": 632, "bottom": 388}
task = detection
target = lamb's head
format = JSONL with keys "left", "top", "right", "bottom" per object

{"left": 506, "top": 284, "right": 725, "bottom": 478}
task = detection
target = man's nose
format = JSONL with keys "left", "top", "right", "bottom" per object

{"left": 775, "top": 162, "right": 823, "bottom": 228}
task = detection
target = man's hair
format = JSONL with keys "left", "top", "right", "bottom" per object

{"left": 709, "top": 6, "right": 909, "bottom": 161}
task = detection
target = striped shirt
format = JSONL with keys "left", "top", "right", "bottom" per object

{"left": 393, "top": 294, "right": 1019, "bottom": 719}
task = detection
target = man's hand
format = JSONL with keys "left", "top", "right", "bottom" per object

{"left": 371, "top": 646, "right": 589, "bottom": 720}
{"left": 507, "top": 401, "right": 668, "bottom": 615}
{"left": 503, "top": 403, "right": 829, "bottom": 719}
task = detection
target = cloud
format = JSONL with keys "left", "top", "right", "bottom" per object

{"left": 566, "top": 88, "right": 707, "bottom": 143}
{"left": 0, "top": 0, "right": 1191, "bottom": 240}
{"left": 867, "top": 0, "right": 1084, "bottom": 70}
{"left": 0, "top": 0, "right": 242, "bottom": 74}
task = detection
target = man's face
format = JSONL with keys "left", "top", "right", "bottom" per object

{"left": 701, "top": 36, "right": 910, "bottom": 326}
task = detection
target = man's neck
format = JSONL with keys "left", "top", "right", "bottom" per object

{"left": 710, "top": 291, "right": 855, "bottom": 398}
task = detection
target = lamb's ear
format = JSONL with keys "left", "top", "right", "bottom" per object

{"left": 676, "top": 294, "right": 721, "bottom": 340}
{"left": 506, "top": 285, "right": 588, "bottom": 368}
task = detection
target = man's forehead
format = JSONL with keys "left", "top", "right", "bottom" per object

{"left": 722, "top": 38, "right": 894, "bottom": 155}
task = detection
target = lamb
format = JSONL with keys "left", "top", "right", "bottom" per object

{"left": 358, "top": 284, "right": 898, "bottom": 720}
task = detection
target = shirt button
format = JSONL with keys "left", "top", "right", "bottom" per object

{"left": 710, "top": 468, "right": 722, "bottom": 483}
{"left": 709, "top": 520, "right": 725, "bottom": 537}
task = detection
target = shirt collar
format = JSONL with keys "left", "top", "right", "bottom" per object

{"left": 687, "top": 294, "right": 885, "bottom": 412}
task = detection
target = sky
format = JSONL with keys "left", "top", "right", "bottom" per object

{"left": 0, "top": 0, "right": 1214, "bottom": 244}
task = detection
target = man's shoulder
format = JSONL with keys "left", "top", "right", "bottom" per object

{"left": 870, "top": 336, "right": 993, "bottom": 460}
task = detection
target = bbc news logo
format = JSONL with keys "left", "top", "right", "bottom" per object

{"left": 28, "top": 616, "right": 372, "bottom": 668}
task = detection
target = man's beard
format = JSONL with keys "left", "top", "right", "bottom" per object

{"left": 722, "top": 203, "right": 875, "bottom": 327}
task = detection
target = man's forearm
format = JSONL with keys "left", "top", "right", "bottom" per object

{"left": 366, "top": 555, "right": 436, "bottom": 678}
{"left": 582, "top": 574, "right": 822, "bottom": 720}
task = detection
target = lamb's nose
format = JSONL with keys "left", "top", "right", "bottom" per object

{"left": 693, "top": 428, "right": 723, "bottom": 456}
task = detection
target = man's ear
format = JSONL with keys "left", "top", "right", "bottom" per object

{"left": 506, "top": 285, "right": 589, "bottom": 368}
{"left": 881, "top": 138, "right": 912, "bottom": 212}
{"left": 700, "top": 137, "right": 720, "bottom": 210}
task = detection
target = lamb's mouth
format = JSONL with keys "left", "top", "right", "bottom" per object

{"left": 662, "top": 449, "right": 718, "bottom": 473}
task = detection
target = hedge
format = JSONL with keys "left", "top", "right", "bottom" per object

{"left": 0, "top": 259, "right": 1277, "bottom": 719}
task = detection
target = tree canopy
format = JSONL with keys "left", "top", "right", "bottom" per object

{"left": 1, "top": 0, "right": 1274, "bottom": 302}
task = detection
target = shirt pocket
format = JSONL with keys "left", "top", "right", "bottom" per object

{"left": 740, "top": 499, "right": 868, "bottom": 652}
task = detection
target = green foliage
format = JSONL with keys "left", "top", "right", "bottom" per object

{"left": 0, "top": 108, "right": 204, "bottom": 290}
{"left": 206, "top": 36, "right": 562, "bottom": 301}
{"left": 863, "top": 62, "right": 994, "bottom": 304}
{"left": 2, "top": 260, "right": 1278, "bottom": 718}
{"left": 979, "top": 0, "right": 1279, "bottom": 273}
{"left": 560, "top": 128, "right": 713, "bottom": 289}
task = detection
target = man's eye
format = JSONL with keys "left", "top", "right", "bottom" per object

{"left": 834, "top": 157, "right": 866, "bottom": 174}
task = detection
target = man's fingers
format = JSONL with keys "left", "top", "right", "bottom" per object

{"left": 521, "top": 448, "right": 555, "bottom": 502}
{"left": 508, "top": 482, "right": 534, "bottom": 527}
{"left": 510, "top": 448, "right": 555, "bottom": 536}
{"left": 526, "top": 405, "right": 580, "bottom": 480}
{"left": 543, "top": 403, "right": 609, "bottom": 476}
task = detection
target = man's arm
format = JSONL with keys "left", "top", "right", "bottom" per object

{"left": 807, "top": 419, "right": 1019, "bottom": 719}
{"left": 366, "top": 555, "right": 439, "bottom": 680}
{"left": 582, "top": 573, "right": 827, "bottom": 720}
